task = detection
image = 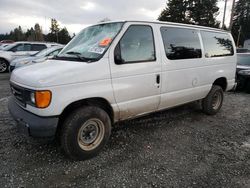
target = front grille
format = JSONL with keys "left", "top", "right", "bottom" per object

{"left": 10, "top": 84, "right": 26, "bottom": 107}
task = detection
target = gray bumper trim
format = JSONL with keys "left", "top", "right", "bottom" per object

{"left": 8, "top": 97, "right": 58, "bottom": 138}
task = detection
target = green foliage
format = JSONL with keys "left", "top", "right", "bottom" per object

{"left": 188, "top": 0, "right": 220, "bottom": 27}
{"left": 158, "top": 0, "right": 190, "bottom": 23}
{"left": 158, "top": 0, "right": 220, "bottom": 28}
{"left": 58, "top": 27, "right": 71, "bottom": 44}
{"left": 0, "top": 19, "right": 72, "bottom": 44}
{"left": 231, "top": 0, "right": 250, "bottom": 46}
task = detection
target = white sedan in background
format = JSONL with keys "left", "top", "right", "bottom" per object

{"left": 0, "top": 41, "right": 61, "bottom": 73}
{"left": 9, "top": 45, "right": 64, "bottom": 72}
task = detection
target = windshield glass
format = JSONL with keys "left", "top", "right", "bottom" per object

{"left": 35, "top": 47, "right": 57, "bottom": 57}
{"left": 237, "top": 54, "right": 250, "bottom": 66}
{"left": 58, "top": 22, "right": 124, "bottom": 61}
{"left": 2, "top": 43, "right": 16, "bottom": 51}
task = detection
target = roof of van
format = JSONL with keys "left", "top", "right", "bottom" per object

{"left": 100, "top": 20, "right": 228, "bottom": 33}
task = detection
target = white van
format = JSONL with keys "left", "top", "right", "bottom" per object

{"left": 8, "top": 21, "right": 237, "bottom": 160}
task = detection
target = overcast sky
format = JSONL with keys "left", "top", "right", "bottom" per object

{"left": 0, "top": 0, "right": 234, "bottom": 35}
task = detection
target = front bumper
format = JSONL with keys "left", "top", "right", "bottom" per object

{"left": 8, "top": 97, "right": 59, "bottom": 138}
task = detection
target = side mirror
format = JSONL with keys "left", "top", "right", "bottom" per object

{"left": 114, "top": 43, "right": 124, "bottom": 65}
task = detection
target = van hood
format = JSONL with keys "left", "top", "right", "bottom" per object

{"left": 10, "top": 58, "right": 110, "bottom": 88}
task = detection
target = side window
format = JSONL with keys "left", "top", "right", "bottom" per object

{"left": 201, "top": 31, "right": 234, "bottom": 57}
{"left": 23, "top": 44, "right": 31, "bottom": 51}
{"left": 32, "top": 44, "right": 47, "bottom": 51}
{"left": 115, "top": 25, "right": 156, "bottom": 63}
{"left": 10, "top": 44, "right": 31, "bottom": 52}
{"left": 160, "top": 27, "right": 202, "bottom": 60}
{"left": 10, "top": 44, "right": 23, "bottom": 52}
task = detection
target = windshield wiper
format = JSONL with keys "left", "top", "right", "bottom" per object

{"left": 65, "top": 51, "right": 96, "bottom": 62}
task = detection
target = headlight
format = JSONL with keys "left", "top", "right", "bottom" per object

{"left": 30, "top": 92, "right": 35, "bottom": 104}
{"left": 238, "top": 70, "right": 250, "bottom": 76}
{"left": 29, "top": 90, "right": 52, "bottom": 108}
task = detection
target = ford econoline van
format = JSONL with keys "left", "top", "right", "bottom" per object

{"left": 8, "top": 21, "right": 237, "bottom": 160}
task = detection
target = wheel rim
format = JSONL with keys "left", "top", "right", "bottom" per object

{"left": 0, "top": 60, "right": 7, "bottom": 73}
{"left": 211, "top": 91, "right": 222, "bottom": 110}
{"left": 77, "top": 118, "right": 105, "bottom": 151}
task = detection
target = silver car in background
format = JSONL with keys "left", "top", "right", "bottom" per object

{"left": 0, "top": 41, "right": 61, "bottom": 73}
{"left": 9, "top": 45, "right": 64, "bottom": 72}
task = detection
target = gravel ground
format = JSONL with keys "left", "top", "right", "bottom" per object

{"left": 0, "top": 73, "right": 250, "bottom": 188}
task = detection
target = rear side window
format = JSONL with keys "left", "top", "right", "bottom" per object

{"left": 32, "top": 44, "right": 47, "bottom": 51}
{"left": 118, "top": 25, "right": 156, "bottom": 63}
{"left": 201, "top": 31, "right": 234, "bottom": 58}
{"left": 160, "top": 27, "right": 202, "bottom": 60}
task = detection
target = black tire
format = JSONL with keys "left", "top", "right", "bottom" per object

{"left": 246, "top": 80, "right": 250, "bottom": 94}
{"left": 61, "top": 106, "right": 111, "bottom": 160}
{"left": 202, "top": 85, "right": 224, "bottom": 115}
{"left": 0, "top": 59, "right": 9, "bottom": 73}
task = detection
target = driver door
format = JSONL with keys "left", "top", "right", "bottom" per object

{"left": 109, "top": 23, "right": 161, "bottom": 120}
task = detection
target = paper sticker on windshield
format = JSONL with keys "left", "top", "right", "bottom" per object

{"left": 88, "top": 46, "right": 105, "bottom": 54}
{"left": 99, "top": 38, "right": 112, "bottom": 47}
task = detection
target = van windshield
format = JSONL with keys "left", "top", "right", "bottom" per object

{"left": 58, "top": 22, "right": 124, "bottom": 62}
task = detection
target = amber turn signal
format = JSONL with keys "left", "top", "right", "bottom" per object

{"left": 35, "top": 90, "right": 52, "bottom": 108}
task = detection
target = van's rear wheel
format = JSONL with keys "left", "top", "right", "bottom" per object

{"left": 61, "top": 106, "right": 111, "bottom": 160}
{"left": 202, "top": 85, "right": 224, "bottom": 115}
{"left": 246, "top": 80, "right": 250, "bottom": 94}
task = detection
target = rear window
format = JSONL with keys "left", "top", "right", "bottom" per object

{"left": 32, "top": 44, "right": 47, "bottom": 51}
{"left": 201, "top": 31, "right": 234, "bottom": 58}
{"left": 160, "top": 27, "right": 202, "bottom": 60}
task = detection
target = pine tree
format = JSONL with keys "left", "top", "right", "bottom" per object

{"left": 231, "top": 0, "right": 250, "bottom": 46}
{"left": 158, "top": 0, "right": 190, "bottom": 24}
{"left": 188, "top": 0, "right": 220, "bottom": 28}
{"left": 34, "top": 23, "right": 44, "bottom": 41}
{"left": 26, "top": 27, "right": 35, "bottom": 41}
{"left": 158, "top": 0, "right": 220, "bottom": 28}
{"left": 58, "top": 27, "right": 71, "bottom": 44}
{"left": 48, "top": 18, "right": 60, "bottom": 42}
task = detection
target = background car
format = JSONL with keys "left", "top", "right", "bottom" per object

{"left": 0, "top": 41, "right": 61, "bottom": 73}
{"left": 9, "top": 45, "right": 64, "bottom": 71}
{"left": 236, "top": 48, "right": 250, "bottom": 53}
{"left": 0, "top": 40, "right": 14, "bottom": 51}
{"left": 236, "top": 53, "right": 250, "bottom": 93}
{"left": 0, "top": 44, "right": 10, "bottom": 50}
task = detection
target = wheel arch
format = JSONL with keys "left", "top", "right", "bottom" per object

{"left": 57, "top": 97, "right": 114, "bottom": 135}
{"left": 0, "top": 57, "right": 10, "bottom": 64}
{"left": 213, "top": 77, "right": 227, "bottom": 91}
{"left": 0, "top": 57, "right": 10, "bottom": 72}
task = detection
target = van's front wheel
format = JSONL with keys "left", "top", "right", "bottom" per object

{"left": 61, "top": 106, "right": 111, "bottom": 160}
{"left": 202, "top": 85, "right": 224, "bottom": 115}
